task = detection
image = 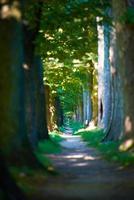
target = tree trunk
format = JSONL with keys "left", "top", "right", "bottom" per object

{"left": 112, "top": 0, "right": 134, "bottom": 138}
{"left": 0, "top": 0, "right": 26, "bottom": 157}
{"left": 34, "top": 56, "right": 49, "bottom": 140}
{"left": 54, "top": 95, "right": 64, "bottom": 128}
{"left": 23, "top": 5, "right": 49, "bottom": 145}
{"left": 83, "top": 87, "right": 92, "bottom": 126}
{"left": 97, "top": 20, "right": 111, "bottom": 131}
{"left": 0, "top": 0, "right": 47, "bottom": 167}
{"left": 103, "top": 24, "right": 124, "bottom": 141}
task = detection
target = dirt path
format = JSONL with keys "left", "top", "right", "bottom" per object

{"left": 34, "top": 134, "right": 134, "bottom": 200}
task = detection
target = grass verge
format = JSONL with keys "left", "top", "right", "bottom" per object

{"left": 77, "top": 128, "right": 134, "bottom": 167}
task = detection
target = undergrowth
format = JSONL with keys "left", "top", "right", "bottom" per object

{"left": 77, "top": 128, "right": 134, "bottom": 167}
{"left": 36, "top": 131, "right": 63, "bottom": 154}
{"left": 35, "top": 131, "right": 63, "bottom": 169}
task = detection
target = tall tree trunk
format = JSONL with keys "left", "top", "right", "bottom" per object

{"left": 45, "top": 85, "right": 53, "bottom": 131}
{"left": 23, "top": 3, "right": 49, "bottom": 145}
{"left": 54, "top": 95, "right": 64, "bottom": 128}
{"left": 0, "top": 0, "right": 26, "bottom": 158}
{"left": 0, "top": 0, "right": 47, "bottom": 167}
{"left": 112, "top": 0, "right": 134, "bottom": 138}
{"left": 34, "top": 56, "right": 49, "bottom": 140}
{"left": 83, "top": 87, "right": 92, "bottom": 126}
{"left": 103, "top": 24, "right": 124, "bottom": 141}
{"left": 97, "top": 14, "right": 124, "bottom": 141}
{"left": 97, "top": 20, "right": 111, "bottom": 131}
{"left": 76, "top": 97, "right": 83, "bottom": 123}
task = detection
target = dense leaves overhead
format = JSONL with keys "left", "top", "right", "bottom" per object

{"left": 37, "top": 0, "right": 110, "bottom": 60}
{"left": 35, "top": 0, "right": 110, "bottom": 114}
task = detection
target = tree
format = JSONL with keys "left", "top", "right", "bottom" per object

{"left": 38, "top": 0, "right": 110, "bottom": 128}
{"left": 23, "top": 2, "right": 49, "bottom": 145}
{"left": 112, "top": 0, "right": 134, "bottom": 140}
{"left": 98, "top": 0, "right": 134, "bottom": 143}
{"left": 0, "top": 0, "right": 50, "bottom": 166}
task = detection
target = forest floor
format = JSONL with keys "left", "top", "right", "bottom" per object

{"left": 30, "top": 132, "right": 134, "bottom": 200}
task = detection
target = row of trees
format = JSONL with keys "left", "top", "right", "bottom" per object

{"left": 98, "top": 0, "right": 134, "bottom": 143}
{"left": 0, "top": 1, "right": 49, "bottom": 199}
{"left": 39, "top": 0, "right": 107, "bottom": 129}
{"left": 42, "top": 0, "right": 134, "bottom": 145}
{"left": 0, "top": 0, "right": 134, "bottom": 199}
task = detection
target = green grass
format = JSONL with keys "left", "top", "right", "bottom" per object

{"left": 35, "top": 131, "right": 63, "bottom": 171}
{"left": 78, "top": 128, "right": 134, "bottom": 167}
{"left": 49, "top": 131, "right": 64, "bottom": 143}
{"left": 76, "top": 127, "right": 104, "bottom": 145}
{"left": 37, "top": 139, "right": 61, "bottom": 154}
{"left": 37, "top": 131, "right": 63, "bottom": 154}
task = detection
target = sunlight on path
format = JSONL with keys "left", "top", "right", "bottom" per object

{"left": 36, "top": 134, "right": 134, "bottom": 200}
{"left": 60, "top": 135, "right": 89, "bottom": 149}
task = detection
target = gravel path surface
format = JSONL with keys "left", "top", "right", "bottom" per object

{"left": 33, "top": 134, "right": 134, "bottom": 200}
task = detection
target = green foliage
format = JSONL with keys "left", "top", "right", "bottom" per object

{"left": 23, "top": 2, "right": 42, "bottom": 29}
{"left": 36, "top": 131, "right": 63, "bottom": 154}
{"left": 37, "top": 139, "right": 61, "bottom": 154}
{"left": 35, "top": 152, "right": 53, "bottom": 168}
{"left": 79, "top": 128, "right": 134, "bottom": 166}
{"left": 43, "top": 56, "right": 95, "bottom": 114}
{"left": 37, "top": 1, "right": 98, "bottom": 59}
{"left": 98, "top": 142, "right": 134, "bottom": 166}
{"left": 49, "top": 131, "right": 64, "bottom": 143}
{"left": 32, "top": 0, "right": 109, "bottom": 118}
{"left": 36, "top": 0, "right": 108, "bottom": 116}
{"left": 77, "top": 128, "right": 104, "bottom": 145}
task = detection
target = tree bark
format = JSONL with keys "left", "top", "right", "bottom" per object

{"left": 112, "top": 0, "right": 134, "bottom": 138}
{"left": 103, "top": 24, "right": 124, "bottom": 141}
{"left": 97, "top": 20, "right": 111, "bottom": 131}
{"left": 23, "top": 3, "right": 49, "bottom": 145}
{"left": 0, "top": 0, "right": 48, "bottom": 167}
{"left": 0, "top": 0, "right": 26, "bottom": 157}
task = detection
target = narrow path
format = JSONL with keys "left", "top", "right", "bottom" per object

{"left": 36, "top": 134, "right": 134, "bottom": 200}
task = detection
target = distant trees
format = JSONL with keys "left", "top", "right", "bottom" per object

{"left": 1, "top": 0, "right": 134, "bottom": 198}
{"left": 38, "top": 0, "right": 102, "bottom": 128}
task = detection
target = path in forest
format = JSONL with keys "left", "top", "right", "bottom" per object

{"left": 34, "top": 132, "right": 134, "bottom": 200}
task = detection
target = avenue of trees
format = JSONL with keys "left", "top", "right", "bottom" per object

{"left": 0, "top": 0, "right": 134, "bottom": 199}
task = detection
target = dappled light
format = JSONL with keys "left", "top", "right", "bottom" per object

{"left": 1, "top": 0, "right": 134, "bottom": 200}
{"left": 0, "top": 1, "right": 21, "bottom": 20}
{"left": 23, "top": 63, "right": 30, "bottom": 70}
{"left": 119, "top": 139, "right": 134, "bottom": 152}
